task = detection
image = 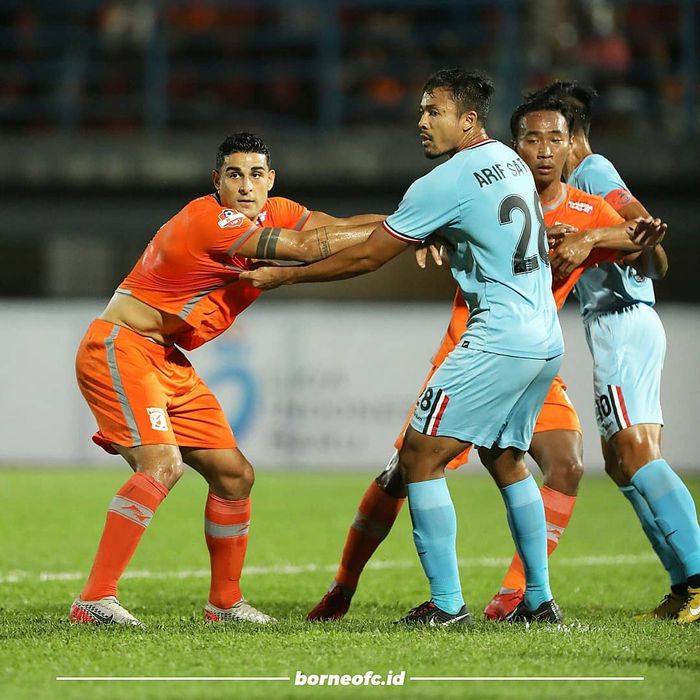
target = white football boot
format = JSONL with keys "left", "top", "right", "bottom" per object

{"left": 204, "top": 599, "right": 276, "bottom": 624}
{"left": 69, "top": 596, "right": 143, "bottom": 626}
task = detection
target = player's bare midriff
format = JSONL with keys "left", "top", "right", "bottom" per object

{"left": 99, "top": 292, "right": 190, "bottom": 346}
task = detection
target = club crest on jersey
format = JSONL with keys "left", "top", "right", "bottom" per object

{"left": 146, "top": 407, "right": 169, "bottom": 432}
{"left": 256, "top": 211, "right": 268, "bottom": 225}
{"left": 567, "top": 200, "right": 593, "bottom": 214}
{"left": 218, "top": 208, "right": 245, "bottom": 229}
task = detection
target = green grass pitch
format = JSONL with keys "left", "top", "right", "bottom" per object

{"left": 1, "top": 468, "right": 698, "bottom": 699}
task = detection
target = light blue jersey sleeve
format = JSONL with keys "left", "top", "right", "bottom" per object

{"left": 569, "top": 154, "right": 629, "bottom": 199}
{"left": 384, "top": 168, "right": 460, "bottom": 241}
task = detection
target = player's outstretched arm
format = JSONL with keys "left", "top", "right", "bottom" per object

{"left": 302, "top": 211, "right": 386, "bottom": 228}
{"left": 550, "top": 218, "right": 665, "bottom": 278}
{"left": 240, "top": 224, "right": 408, "bottom": 290}
{"left": 550, "top": 222, "right": 637, "bottom": 277}
{"left": 235, "top": 221, "right": 379, "bottom": 264}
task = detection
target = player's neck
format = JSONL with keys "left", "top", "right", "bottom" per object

{"left": 538, "top": 180, "right": 565, "bottom": 207}
{"left": 456, "top": 127, "right": 489, "bottom": 153}
{"left": 568, "top": 134, "right": 593, "bottom": 173}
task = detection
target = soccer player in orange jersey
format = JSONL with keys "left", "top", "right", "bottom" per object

{"left": 301, "top": 97, "right": 665, "bottom": 623}
{"left": 69, "top": 132, "right": 383, "bottom": 626}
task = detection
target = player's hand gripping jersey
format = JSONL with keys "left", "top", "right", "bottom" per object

{"left": 76, "top": 195, "right": 310, "bottom": 454}
{"left": 395, "top": 184, "right": 624, "bottom": 463}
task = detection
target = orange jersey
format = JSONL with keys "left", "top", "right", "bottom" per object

{"left": 546, "top": 184, "right": 624, "bottom": 309}
{"left": 430, "top": 185, "right": 624, "bottom": 366}
{"left": 119, "top": 195, "right": 309, "bottom": 350}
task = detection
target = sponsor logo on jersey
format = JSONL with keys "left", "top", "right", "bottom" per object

{"left": 218, "top": 208, "right": 245, "bottom": 229}
{"left": 146, "top": 407, "right": 169, "bottom": 432}
{"left": 567, "top": 200, "right": 594, "bottom": 214}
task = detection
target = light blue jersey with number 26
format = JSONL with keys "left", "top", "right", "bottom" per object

{"left": 384, "top": 139, "right": 563, "bottom": 360}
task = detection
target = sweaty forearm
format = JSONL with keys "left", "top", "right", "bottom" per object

{"left": 282, "top": 242, "right": 386, "bottom": 285}
{"left": 304, "top": 222, "right": 380, "bottom": 262}
{"left": 586, "top": 223, "right": 640, "bottom": 252}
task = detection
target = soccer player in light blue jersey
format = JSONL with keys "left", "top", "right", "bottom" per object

{"left": 533, "top": 81, "right": 700, "bottom": 623}
{"left": 242, "top": 69, "right": 565, "bottom": 625}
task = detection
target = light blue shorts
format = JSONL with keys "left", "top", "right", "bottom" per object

{"left": 410, "top": 345, "right": 562, "bottom": 450}
{"left": 584, "top": 303, "right": 665, "bottom": 440}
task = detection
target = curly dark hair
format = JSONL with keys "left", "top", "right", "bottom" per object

{"left": 216, "top": 132, "right": 271, "bottom": 170}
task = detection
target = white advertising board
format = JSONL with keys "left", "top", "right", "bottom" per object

{"left": 0, "top": 301, "right": 697, "bottom": 471}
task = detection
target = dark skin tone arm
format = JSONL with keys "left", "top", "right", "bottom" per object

{"left": 549, "top": 217, "right": 667, "bottom": 278}
{"left": 239, "top": 224, "right": 408, "bottom": 289}
{"left": 617, "top": 200, "right": 668, "bottom": 280}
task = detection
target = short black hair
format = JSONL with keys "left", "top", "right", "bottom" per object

{"left": 526, "top": 82, "right": 598, "bottom": 136}
{"left": 422, "top": 69, "right": 495, "bottom": 122}
{"left": 510, "top": 96, "right": 575, "bottom": 141}
{"left": 216, "top": 132, "right": 271, "bottom": 170}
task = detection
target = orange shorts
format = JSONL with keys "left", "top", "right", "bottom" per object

{"left": 394, "top": 367, "right": 581, "bottom": 470}
{"left": 76, "top": 319, "right": 236, "bottom": 454}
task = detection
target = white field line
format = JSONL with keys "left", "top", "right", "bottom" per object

{"left": 56, "top": 676, "right": 291, "bottom": 682}
{"left": 410, "top": 676, "right": 645, "bottom": 682}
{"left": 0, "top": 553, "right": 656, "bottom": 585}
{"left": 54, "top": 675, "right": 643, "bottom": 683}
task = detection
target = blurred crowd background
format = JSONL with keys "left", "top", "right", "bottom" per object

{"left": 1, "top": 0, "right": 698, "bottom": 302}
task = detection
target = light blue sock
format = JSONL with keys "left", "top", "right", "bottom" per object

{"left": 501, "top": 475, "right": 551, "bottom": 610}
{"left": 631, "top": 459, "right": 700, "bottom": 578}
{"left": 407, "top": 478, "right": 464, "bottom": 614}
{"left": 620, "top": 484, "right": 686, "bottom": 586}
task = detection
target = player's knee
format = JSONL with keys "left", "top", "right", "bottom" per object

{"left": 544, "top": 454, "right": 583, "bottom": 494}
{"left": 140, "top": 457, "right": 184, "bottom": 489}
{"left": 238, "top": 459, "right": 255, "bottom": 491}
{"left": 214, "top": 456, "right": 255, "bottom": 499}
{"left": 612, "top": 428, "right": 661, "bottom": 477}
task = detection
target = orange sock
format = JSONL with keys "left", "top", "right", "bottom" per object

{"left": 205, "top": 493, "right": 250, "bottom": 609}
{"left": 500, "top": 485, "right": 576, "bottom": 592}
{"left": 81, "top": 472, "right": 169, "bottom": 600}
{"left": 335, "top": 481, "right": 405, "bottom": 591}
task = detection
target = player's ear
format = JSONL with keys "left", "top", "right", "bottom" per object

{"left": 212, "top": 169, "right": 221, "bottom": 192}
{"left": 267, "top": 168, "right": 276, "bottom": 192}
{"left": 461, "top": 110, "right": 478, "bottom": 132}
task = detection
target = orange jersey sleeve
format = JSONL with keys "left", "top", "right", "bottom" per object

{"left": 430, "top": 289, "right": 469, "bottom": 367}
{"left": 260, "top": 197, "right": 311, "bottom": 230}
{"left": 546, "top": 186, "right": 625, "bottom": 309}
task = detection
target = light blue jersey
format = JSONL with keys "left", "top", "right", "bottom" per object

{"left": 569, "top": 154, "right": 655, "bottom": 320}
{"left": 385, "top": 139, "right": 562, "bottom": 360}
